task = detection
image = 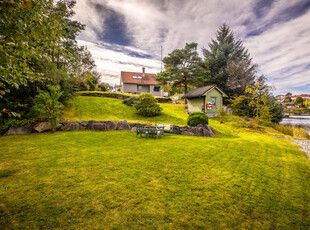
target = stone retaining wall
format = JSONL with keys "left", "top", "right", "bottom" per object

{"left": 5, "top": 120, "right": 215, "bottom": 137}
{"left": 79, "top": 92, "right": 172, "bottom": 103}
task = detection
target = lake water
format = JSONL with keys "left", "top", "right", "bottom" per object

{"left": 280, "top": 116, "right": 310, "bottom": 133}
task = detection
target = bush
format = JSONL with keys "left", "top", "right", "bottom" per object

{"left": 274, "top": 124, "right": 310, "bottom": 139}
{"left": 32, "top": 85, "right": 64, "bottom": 132}
{"left": 133, "top": 93, "right": 162, "bottom": 117}
{"left": 187, "top": 112, "right": 208, "bottom": 126}
{"left": 217, "top": 108, "right": 226, "bottom": 123}
{"left": 122, "top": 96, "right": 138, "bottom": 106}
{"left": 97, "top": 83, "right": 107, "bottom": 91}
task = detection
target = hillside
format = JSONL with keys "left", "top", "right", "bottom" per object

{"left": 63, "top": 96, "right": 188, "bottom": 126}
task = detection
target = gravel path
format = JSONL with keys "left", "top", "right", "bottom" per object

{"left": 293, "top": 139, "right": 310, "bottom": 158}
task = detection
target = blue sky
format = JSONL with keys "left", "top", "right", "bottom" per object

{"left": 73, "top": 0, "right": 310, "bottom": 95}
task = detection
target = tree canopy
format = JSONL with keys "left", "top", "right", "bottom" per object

{"left": 203, "top": 23, "right": 256, "bottom": 96}
{"left": 155, "top": 43, "right": 207, "bottom": 94}
{"left": 0, "top": 0, "right": 99, "bottom": 132}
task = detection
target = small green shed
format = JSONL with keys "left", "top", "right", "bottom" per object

{"left": 182, "top": 85, "right": 227, "bottom": 116}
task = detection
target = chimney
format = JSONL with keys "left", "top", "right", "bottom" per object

{"left": 142, "top": 67, "right": 145, "bottom": 77}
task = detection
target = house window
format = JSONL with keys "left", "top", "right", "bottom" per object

{"left": 138, "top": 86, "right": 143, "bottom": 89}
{"left": 154, "top": 86, "right": 160, "bottom": 92}
{"left": 132, "top": 75, "right": 142, "bottom": 79}
{"left": 212, "top": 97, "right": 216, "bottom": 106}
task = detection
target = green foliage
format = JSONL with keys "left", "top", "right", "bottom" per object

{"left": 133, "top": 93, "right": 162, "bottom": 117}
{"left": 230, "top": 95, "right": 253, "bottom": 117}
{"left": 245, "top": 76, "right": 271, "bottom": 119}
{"left": 33, "top": 85, "right": 64, "bottom": 132}
{"left": 156, "top": 42, "right": 208, "bottom": 94}
{"left": 97, "top": 83, "right": 107, "bottom": 91}
{"left": 294, "top": 96, "right": 304, "bottom": 105}
{"left": 187, "top": 112, "right": 209, "bottom": 126}
{"left": 122, "top": 96, "right": 138, "bottom": 106}
{"left": 217, "top": 108, "right": 226, "bottom": 123}
{"left": 267, "top": 97, "right": 284, "bottom": 123}
{"left": 203, "top": 24, "right": 256, "bottom": 96}
{"left": 230, "top": 77, "right": 283, "bottom": 123}
{"left": 283, "top": 97, "right": 291, "bottom": 102}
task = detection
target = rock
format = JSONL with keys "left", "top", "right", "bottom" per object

{"left": 61, "top": 122, "right": 80, "bottom": 131}
{"left": 5, "top": 127, "right": 32, "bottom": 135}
{"left": 86, "top": 120, "right": 95, "bottom": 130}
{"left": 92, "top": 123, "right": 106, "bottom": 131}
{"left": 117, "top": 120, "right": 130, "bottom": 130}
{"left": 181, "top": 131, "right": 195, "bottom": 136}
{"left": 77, "top": 120, "right": 88, "bottom": 127}
{"left": 131, "top": 127, "right": 136, "bottom": 132}
{"left": 33, "top": 122, "right": 52, "bottom": 133}
{"left": 106, "top": 120, "right": 116, "bottom": 130}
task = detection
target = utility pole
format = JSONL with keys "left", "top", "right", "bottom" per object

{"left": 160, "top": 46, "right": 163, "bottom": 72}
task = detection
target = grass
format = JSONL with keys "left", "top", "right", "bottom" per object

{"left": 0, "top": 130, "right": 309, "bottom": 229}
{"left": 63, "top": 96, "right": 188, "bottom": 125}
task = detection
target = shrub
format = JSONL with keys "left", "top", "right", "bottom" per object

{"left": 217, "top": 108, "right": 226, "bottom": 124}
{"left": 187, "top": 112, "right": 208, "bottom": 126}
{"left": 97, "top": 83, "right": 107, "bottom": 91}
{"left": 122, "top": 96, "right": 138, "bottom": 106}
{"left": 32, "top": 85, "right": 64, "bottom": 132}
{"left": 133, "top": 93, "right": 162, "bottom": 116}
{"left": 274, "top": 124, "right": 310, "bottom": 139}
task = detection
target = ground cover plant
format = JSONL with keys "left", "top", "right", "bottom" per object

{"left": 63, "top": 96, "right": 187, "bottom": 125}
{"left": 0, "top": 128, "right": 309, "bottom": 229}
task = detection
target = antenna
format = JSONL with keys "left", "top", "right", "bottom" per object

{"left": 160, "top": 46, "right": 163, "bottom": 72}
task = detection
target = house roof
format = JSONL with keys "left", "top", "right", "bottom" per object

{"left": 182, "top": 85, "right": 227, "bottom": 99}
{"left": 121, "top": 71, "right": 158, "bottom": 85}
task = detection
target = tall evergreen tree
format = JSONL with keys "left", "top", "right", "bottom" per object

{"left": 203, "top": 24, "right": 256, "bottom": 96}
{"left": 156, "top": 42, "right": 207, "bottom": 94}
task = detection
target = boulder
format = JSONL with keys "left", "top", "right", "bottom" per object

{"left": 77, "top": 120, "right": 88, "bottom": 127}
{"left": 117, "top": 120, "right": 130, "bottom": 130}
{"left": 33, "top": 122, "right": 51, "bottom": 133}
{"left": 181, "top": 131, "right": 195, "bottom": 136}
{"left": 61, "top": 122, "right": 80, "bottom": 131}
{"left": 5, "top": 127, "right": 32, "bottom": 135}
{"left": 106, "top": 120, "right": 116, "bottom": 130}
{"left": 92, "top": 123, "right": 106, "bottom": 131}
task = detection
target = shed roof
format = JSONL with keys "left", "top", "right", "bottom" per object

{"left": 182, "top": 85, "right": 227, "bottom": 99}
{"left": 121, "top": 71, "right": 158, "bottom": 85}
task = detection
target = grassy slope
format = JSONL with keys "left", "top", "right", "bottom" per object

{"left": 0, "top": 130, "right": 309, "bottom": 229}
{"left": 63, "top": 96, "right": 188, "bottom": 125}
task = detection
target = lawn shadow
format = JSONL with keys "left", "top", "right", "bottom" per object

{"left": 0, "top": 169, "right": 17, "bottom": 179}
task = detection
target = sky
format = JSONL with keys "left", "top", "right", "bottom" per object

{"left": 73, "top": 0, "right": 310, "bottom": 95}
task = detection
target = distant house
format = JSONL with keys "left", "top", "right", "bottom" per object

{"left": 282, "top": 102, "right": 295, "bottom": 108}
{"left": 182, "top": 85, "right": 227, "bottom": 116}
{"left": 291, "top": 94, "right": 310, "bottom": 100}
{"left": 120, "top": 68, "right": 167, "bottom": 97}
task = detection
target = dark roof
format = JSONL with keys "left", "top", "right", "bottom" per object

{"left": 182, "top": 85, "right": 227, "bottom": 99}
{"left": 121, "top": 71, "right": 158, "bottom": 85}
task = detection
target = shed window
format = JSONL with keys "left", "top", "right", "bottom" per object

{"left": 154, "top": 86, "right": 160, "bottom": 92}
{"left": 212, "top": 97, "right": 216, "bottom": 106}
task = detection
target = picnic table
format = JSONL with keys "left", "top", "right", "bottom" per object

{"left": 136, "top": 125, "right": 164, "bottom": 139}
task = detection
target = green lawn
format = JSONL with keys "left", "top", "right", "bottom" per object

{"left": 63, "top": 96, "right": 188, "bottom": 125}
{"left": 0, "top": 130, "right": 309, "bottom": 229}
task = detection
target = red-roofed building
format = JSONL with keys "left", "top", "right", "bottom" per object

{"left": 120, "top": 68, "right": 167, "bottom": 96}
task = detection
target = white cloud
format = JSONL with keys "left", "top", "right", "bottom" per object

{"left": 74, "top": 0, "right": 310, "bottom": 94}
